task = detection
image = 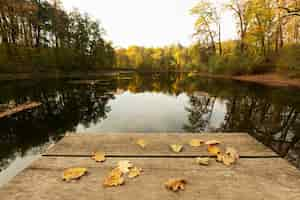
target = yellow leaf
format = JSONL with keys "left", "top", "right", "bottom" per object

{"left": 189, "top": 139, "right": 204, "bottom": 147}
{"left": 170, "top": 144, "right": 183, "bottom": 153}
{"left": 103, "top": 168, "right": 125, "bottom": 187}
{"left": 221, "top": 147, "right": 240, "bottom": 166}
{"left": 222, "top": 154, "right": 236, "bottom": 166}
{"left": 165, "top": 179, "right": 187, "bottom": 192}
{"left": 128, "top": 167, "right": 142, "bottom": 178}
{"left": 92, "top": 152, "right": 106, "bottom": 162}
{"left": 226, "top": 147, "right": 240, "bottom": 160}
{"left": 195, "top": 157, "right": 210, "bottom": 166}
{"left": 136, "top": 139, "right": 147, "bottom": 148}
{"left": 117, "top": 160, "right": 133, "bottom": 174}
{"left": 208, "top": 145, "right": 221, "bottom": 155}
{"left": 205, "top": 140, "right": 221, "bottom": 145}
{"left": 62, "top": 168, "right": 87, "bottom": 182}
{"left": 216, "top": 153, "right": 223, "bottom": 162}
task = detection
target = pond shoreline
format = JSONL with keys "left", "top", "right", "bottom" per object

{"left": 1, "top": 71, "right": 300, "bottom": 89}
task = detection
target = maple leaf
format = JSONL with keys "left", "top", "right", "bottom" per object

{"left": 92, "top": 152, "right": 106, "bottom": 162}
{"left": 128, "top": 167, "right": 142, "bottom": 178}
{"left": 62, "top": 168, "right": 87, "bottom": 182}
{"left": 103, "top": 168, "right": 125, "bottom": 187}
{"left": 189, "top": 139, "right": 204, "bottom": 147}
{"left": 117, "top": 160, "right": 133, "bottom": 174}
{"left": 136, "top": 139, "right": 147, "bottom": 148}
{"left": 170, "top": 144, "right": 183, "bottom": 153}
{"left": 165, "top": 179, "right": 187, "bottom": 192}
{"left": 195, "top": 157, "right": 210, "bottom": 166}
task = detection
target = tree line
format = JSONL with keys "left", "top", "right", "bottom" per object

{"left": 0, "top": 0, "right": 115, "bottom": 72}
{"left": 116, "top": 0, "right": 300, "bottom": 75}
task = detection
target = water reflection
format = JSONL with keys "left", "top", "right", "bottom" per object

{"left": 0, "top": 72, "right": 299, "bottom": 185}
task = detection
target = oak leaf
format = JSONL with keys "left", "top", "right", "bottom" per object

{"left": 103, "top": 168, "right": 125, "bottom": 187}
{"left": 92, "top": 152, "right": 106, "bottom": 162}
{"left": 117, "top": 160, "right": 133, "bottom": 174}
{"left": 195, "top": 157, "right": 210, "bottom": 166}
{"left": 62, "top": 168, "right": 87, "bottom": 182}
{"left": 128, "top": 167, "right": 142, "bottom": 178}
{"left": 165, "top": 179, "right": 187, "bottom": 192}
{"left": 136, "top": 139, "right": 147, "bottom": 148}
{"left": 170, "top": 144, "right": 183, "bottom": 153}
{"left": 189, "top": 139, "right": 204, "bottom": 147}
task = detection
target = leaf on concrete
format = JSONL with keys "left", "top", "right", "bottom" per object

{"left": 128, "top": 167, "right": 142, "bottom": 178}
{"left": 195, "top": 157, "right": 210, "bottom": 166}
{"left": 62, "top": 168, "right": 87, "bottom": 182}
{"left": 208, "top": 145, "right": 221, "bottom": 155}
{"left": 170, "top": 144, "right": 183, "bottom": 153}
{"left": 189, "top": 139, "right": 204, "bottom": 147}
{"left": 136, "top": 139, "right": 147, "bottom": 149}
{"left": 117, "top": 160, "right": 133, "bottom": 174}
{"left": 103, "top": 168, "right": 125, "bottom": 187}
{"left": 165, "top": 179, "right": 187, "bottom": 192}
{"left": 205, "top": 140, "right": 221, "bottom": 145}
{"left": 92, "top": 152, "right": 106, "bottom": 162}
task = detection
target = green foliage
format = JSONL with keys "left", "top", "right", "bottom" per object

{"left": 276, "top": 44, "right": 300, "bottom": 71}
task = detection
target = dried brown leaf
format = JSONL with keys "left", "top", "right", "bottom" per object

{"left": 103, "top": 168, "right": 125, "bottom": 187}
{"left": 62, "top": 168, "right": 87, "bottom": 182}
{"left": 117, "top": 160, "right": 133, "bottom": 174}
{"left": 128, "top": 167, "right": 142, "bottom": 178}
{"left": 170, "top": 144, "right": 183, "bottom": 153}
{"left": 92, "top": 152, "right": 106, "bottom": 162}
{"left": 189, "top": 139, "right": 204, "bottom": 147}
{"left": 165, "top": 179, "right": 187, "bottom": 192}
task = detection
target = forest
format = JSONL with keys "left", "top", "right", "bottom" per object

{"left": 0, "top": 0, "right": 115, "bottom": 72}
{"left": 116, "top": 0, "right": 300, "bottom": 75}
{"left": 0, "top": 0, "right": 300, "bottom": 75}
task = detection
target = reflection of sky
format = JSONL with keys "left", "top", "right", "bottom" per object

{"left": 76, "top": 92, "right": 227, "bottom": 133}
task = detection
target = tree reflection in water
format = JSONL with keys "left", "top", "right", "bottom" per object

{"left": 0, "top": 72, "right": 299, "bottom": 182}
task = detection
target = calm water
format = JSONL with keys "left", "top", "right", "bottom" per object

{"left": 0, "top": 72, "right": 300, "bottom": 186}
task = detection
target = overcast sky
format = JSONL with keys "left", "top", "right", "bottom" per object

{"left": 61, "top": 0, "right": 237, "bottom": 47}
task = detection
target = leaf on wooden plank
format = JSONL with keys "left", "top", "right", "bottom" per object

{"left": 205, "top": 140, "right": 221, "bottom": 145}
{"left": 103, "top": 168, "right": 125, "bottom": 187}
{"left": 208, "top": 145, "right": 221, "bottom": 155}
{"left": 222, "top": 154, "right": 236, "bottom": 166}
{"left": 226, "top": 147, "right": 240, "bottom": 160}
{"left": 195, "top": 157, "right": 210, "bottom": 166}
{"left": 189, "top": 139, "right": 204, "bottom": 147}
{"left": 165, "top": 179, "right": 187, "bottom": 192}
{"left": 136, "top": 139, "right": 147, "bottom": 149}
{"left": 128, "top": 167, "right": 142, "bottom": 178}
{"left": 117, "top": 160, "right": 133, "bottom": 174}
{"left": 92, "top": 152, "right": 106, "bottom": 162}
{"left": 216, "top": 153, "right": 223, "bottom": 162}
{"left": 62, "top": 168, "right": 87, "bottom": 182}
{"left": 169, "top": 144, "right": 183, "bottom": 153}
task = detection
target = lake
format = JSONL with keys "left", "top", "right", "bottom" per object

{"left": 0, "top": 72, "right": 299, "bottom": 186}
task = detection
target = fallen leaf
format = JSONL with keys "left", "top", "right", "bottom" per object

{"left": 103, "top": 168, "right": 125, "bottom": 187}
{"left": 208, "top": 145, "right": 221, "bottom": 155}
{"left": 216, "top": 153, "right": 223, "bottom": 162}
{"left": 170, "top": 144, "right": 183, "bottom": 153}
{"left": 225, "top": 147, "right": 240, "bottom": 160}
{"left": 117, "top": 160, "right": 133, "bottom": 174}
{"left": 165, "top": 179, "right": 187, "bottom": 192}
{"left": 128, "top": 167, "right": 142, "bottom": 178}
{"left": 62, "top": 168, "right": 87, "bottom": 182}
{"left": 136, "top": 139, "right": 147, "bottom": 148}
{"left": 195, "top": 157, "right": 210, "bottom": 166}
{"left": 222, "top": 154, "right": 236, "bottom": 166}
{"left": 189, "top": 139, "right": 204, "bottom": 147}
{"left": 205, "top": 140, "right": 221, "bottom": 145}
{"left": 92, "top": 152, "right": 106, "bottom": 162}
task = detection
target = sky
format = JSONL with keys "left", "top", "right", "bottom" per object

{"left": 61, "top": 0, "right": 237, "bottom": 47}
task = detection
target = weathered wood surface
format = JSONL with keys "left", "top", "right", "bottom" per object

{"left": 0, "top": 157, "right": 299, "bottom": 200}
{"left": 45, "top": 133, "right": 278, "bottom": 157}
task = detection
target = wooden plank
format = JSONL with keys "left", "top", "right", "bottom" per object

{"left": 0, "top": 102, "right": 41, "bottom": 119}
{"left": 45, "top": 133, "right": 277, "bottom": 157}
{"left": 0, "top": 157, "right": 299, "bottom": 200}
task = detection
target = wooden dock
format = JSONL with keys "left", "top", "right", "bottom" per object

{"left": 0, "top": 133, "right": 300, "bottom": 200}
